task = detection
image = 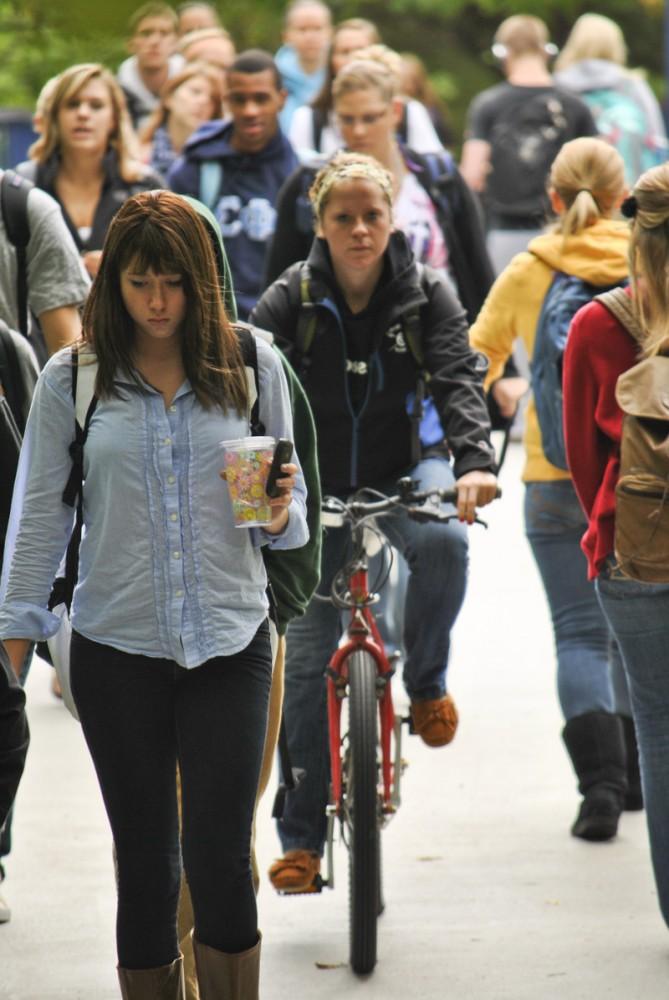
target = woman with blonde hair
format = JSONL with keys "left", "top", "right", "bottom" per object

{"left": 564, "top": 163, "right": 669, "bottom": 927}
{"left": 18, "top": 64, "right": 162, "bottom": 279}
{"left": 555, "top": 13, "right": 668, "bottom": 186}
{"left": 139, "top": 62, "right": 223, "bottom": 176}
{"left": 470, "top": 137, "right": 640, "bottom": 841}
{"left": 269, "top": 55, "right": 493, "bottom": 322}
{"left": 253, "top": 150, "right": 497, "bottom": 892}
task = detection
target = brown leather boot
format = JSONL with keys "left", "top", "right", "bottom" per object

{"left": 192, "top": 933, "right": 261, "bottom": 1000}
{"left": 117, "top": 956, "right": 185, "bottom": 999}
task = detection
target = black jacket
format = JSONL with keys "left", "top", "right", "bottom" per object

{"left": 17, "top": 151, "right": 163, "bottom": 253}
{"left": 264, "top": 147, "right": 495, "bottom": 324}
{"left": 251, "top": 231, "right": 495, "bottom": 494}
{"left": 0, "top": 644, "right": 29, "bottom": 833}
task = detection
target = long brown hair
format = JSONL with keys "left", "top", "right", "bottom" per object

{"left": 82, "top": 190, "right": 248, "bottom": 414}
{"left": 29, "top": 63, "right": 144, "bottom": 183}
{"left": 628, "top": 164, "right": 669, "bottom": 356}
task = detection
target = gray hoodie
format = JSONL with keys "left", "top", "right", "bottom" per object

{"left": 555, "top": 59, "right": 667, "bottom": 153}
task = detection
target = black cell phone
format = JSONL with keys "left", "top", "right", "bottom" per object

{"left": 265, "top": 439, "right": 294, "bottom": 498}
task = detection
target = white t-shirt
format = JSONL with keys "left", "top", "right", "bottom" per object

{"left": 394, "top": 171, "right": 448, "bottom": 275}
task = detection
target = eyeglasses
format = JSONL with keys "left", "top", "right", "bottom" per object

{"left": 336, "top": 109, "right": 389, "bottom": 129}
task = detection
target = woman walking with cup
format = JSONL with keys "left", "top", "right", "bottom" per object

{"left": 0, "top": 190, "right": 308, "bottom": 999}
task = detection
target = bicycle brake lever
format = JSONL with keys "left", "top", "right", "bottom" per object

{"left": 406, "top": 506, "right": 458, "bottom": 524}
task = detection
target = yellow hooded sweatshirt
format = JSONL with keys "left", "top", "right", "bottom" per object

{"left": 469, "top": 218, "right": 629, "bottom": 481}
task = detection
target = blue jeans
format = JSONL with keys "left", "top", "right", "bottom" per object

{"left": 524, "top": 481, "right": 630, "bottom": 721}
{"left": 596, "top": 567, "right": 669, "bottom": 928}
{"left": 279, "top": 457, "right": 468, "bottom": 855}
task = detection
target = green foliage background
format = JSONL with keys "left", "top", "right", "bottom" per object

{"left": 0, "top": 0, "right": 664, "bottom": 146}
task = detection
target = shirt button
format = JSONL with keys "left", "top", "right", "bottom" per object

{"left": 169, "top": 405, "right": 177, "bottom": 413}
{"left": 175, "top": 589, "right": 183, "bottom": 598}
{"left": 170, "top": 513, "right": 178, "bottom": 522}
{"left": 168, "top": 475, "right": 176, "bottom": 484}
{"left": 173, "top": 550, "right": 181, "bottom": 560}
{"left": 164, "top": 437, "right": 171, "bottom": 446}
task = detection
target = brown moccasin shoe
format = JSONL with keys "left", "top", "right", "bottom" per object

{"left": 268, "top": 849, "right": 321, "bottom": 893}
{"left": 410, "top": 694, "right": 459, "bottom": 747}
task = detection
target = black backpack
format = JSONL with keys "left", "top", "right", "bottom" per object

{"left": 0, "top": 168, "right": 50, "bottom": 369}
{"left": 0, "top": 170, "right": 30, "bottom": 339}
{"left": 487, "top": 92, "right": 571, "bottom": 219}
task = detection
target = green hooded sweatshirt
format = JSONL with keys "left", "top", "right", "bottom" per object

{"left": 183, "top": 196, "right": 322, "bottom": 634}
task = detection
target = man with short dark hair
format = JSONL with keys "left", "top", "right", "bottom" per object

{"left": 168, "top": 50, "right": 299, "bottom": 319}
{"left": 117, "top": 2, "right": 184, "bottom": 130}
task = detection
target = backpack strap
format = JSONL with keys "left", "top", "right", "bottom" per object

{"left": 594, "top": 288, "right": 646, "bottom": 348}
{"left": 311, "top": 107, "right": 326, "bottom": 152}
{"left": 397, "top": 101, "right": 409, "bottom": 146}
{"left": 61, "top": 348, "right": 98, "bottom": 508}
{"left": 199, "top": 160, "right": 224, "bottom": 211}
{"left": 48, "top": 349, "right": 98, "bottom": 613}
{"left": 234, "top": 323, "right": 264, "bottom": 436}
{"left": 0, "top": 170, "right": 31, "bottom": 338}
{"left": 0, "top": 321, "right": 26, "bottom": 432}
{"left": 294, "top": 264, "right": 319, "bottom": 378}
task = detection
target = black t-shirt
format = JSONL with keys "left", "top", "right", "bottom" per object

{"left": 466, "top": 82, "right": 597, "bottom": 225}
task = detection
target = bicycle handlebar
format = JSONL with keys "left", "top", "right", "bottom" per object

{"left": 322, "top": 478, "right": 502, "bottom": 529}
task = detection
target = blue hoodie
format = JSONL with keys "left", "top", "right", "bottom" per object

{"left": 168, "top": 120, "right": 299, "bottom": 319}
{"left": 275, "top": 44, "right": 325, "bottom": 132}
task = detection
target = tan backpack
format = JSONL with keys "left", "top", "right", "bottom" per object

{"left": 595, "top": 287, "right": 669, "bottom": 582}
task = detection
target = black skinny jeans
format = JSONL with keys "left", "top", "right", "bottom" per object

{"left": 70, "top": 622, "right": 271, "bottom": 970}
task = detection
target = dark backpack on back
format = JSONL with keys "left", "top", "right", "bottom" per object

{"left": 0, "top": 170, "right": 30, "bottom": 339}
{"left": 488, "top": 93, "right": 571, "bottom": 219}
{"left": 0, "top": 168, "right": 50, "bottom": 369}
{"left": 532, "top": 271, "right": 624, "bottom": 470}
{"left": 596, "top": 288, "right": 669, "bottom": 582}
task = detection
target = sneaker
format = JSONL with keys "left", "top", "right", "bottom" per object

{"left": 268, "top": 850, "right": 321, "bottom": 894}
{"left": 410, "top": 694, "right": 459, "bottom": 748}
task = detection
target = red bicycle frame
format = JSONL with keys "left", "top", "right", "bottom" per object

{"left": 327, "top": 565, "right": 397, "bottom": 816}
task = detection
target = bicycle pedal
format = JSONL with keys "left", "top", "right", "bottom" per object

{"left": 277, "top": 873, "right": 325, "bottom": 896}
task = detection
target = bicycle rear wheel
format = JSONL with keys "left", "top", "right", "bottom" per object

{"left": 346, "top": 649, "right": 380, "bottom": 974}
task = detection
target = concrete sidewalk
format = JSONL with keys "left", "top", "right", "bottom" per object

{"left": 1, "top": 442, "right": 668, "bottom": 999}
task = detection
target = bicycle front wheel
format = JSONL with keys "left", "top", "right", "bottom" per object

{"left": 346, "top": 649, "right": 380, "bottom": 975}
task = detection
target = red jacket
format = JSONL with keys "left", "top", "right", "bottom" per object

{"left": 563, "top": 295, "right": 639, "bottom": 579}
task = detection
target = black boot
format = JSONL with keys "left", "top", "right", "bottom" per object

{"left": 562, "top": 712, "right": 627, "bottom": 842}
{"left": 620, "top": 714, "right": 643, "bottom": 811}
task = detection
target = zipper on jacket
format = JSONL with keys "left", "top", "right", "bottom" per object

{"left": 316, "top": 296, "right": 362, "bottom": 488}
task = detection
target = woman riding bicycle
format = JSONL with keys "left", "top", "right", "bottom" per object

{"left": 250, "top": 151, "right": 498, "bottom": 894}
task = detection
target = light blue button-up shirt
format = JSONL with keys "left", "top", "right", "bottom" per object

{"left": 0, "top": 337, "right": 309, "bottom": 667}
